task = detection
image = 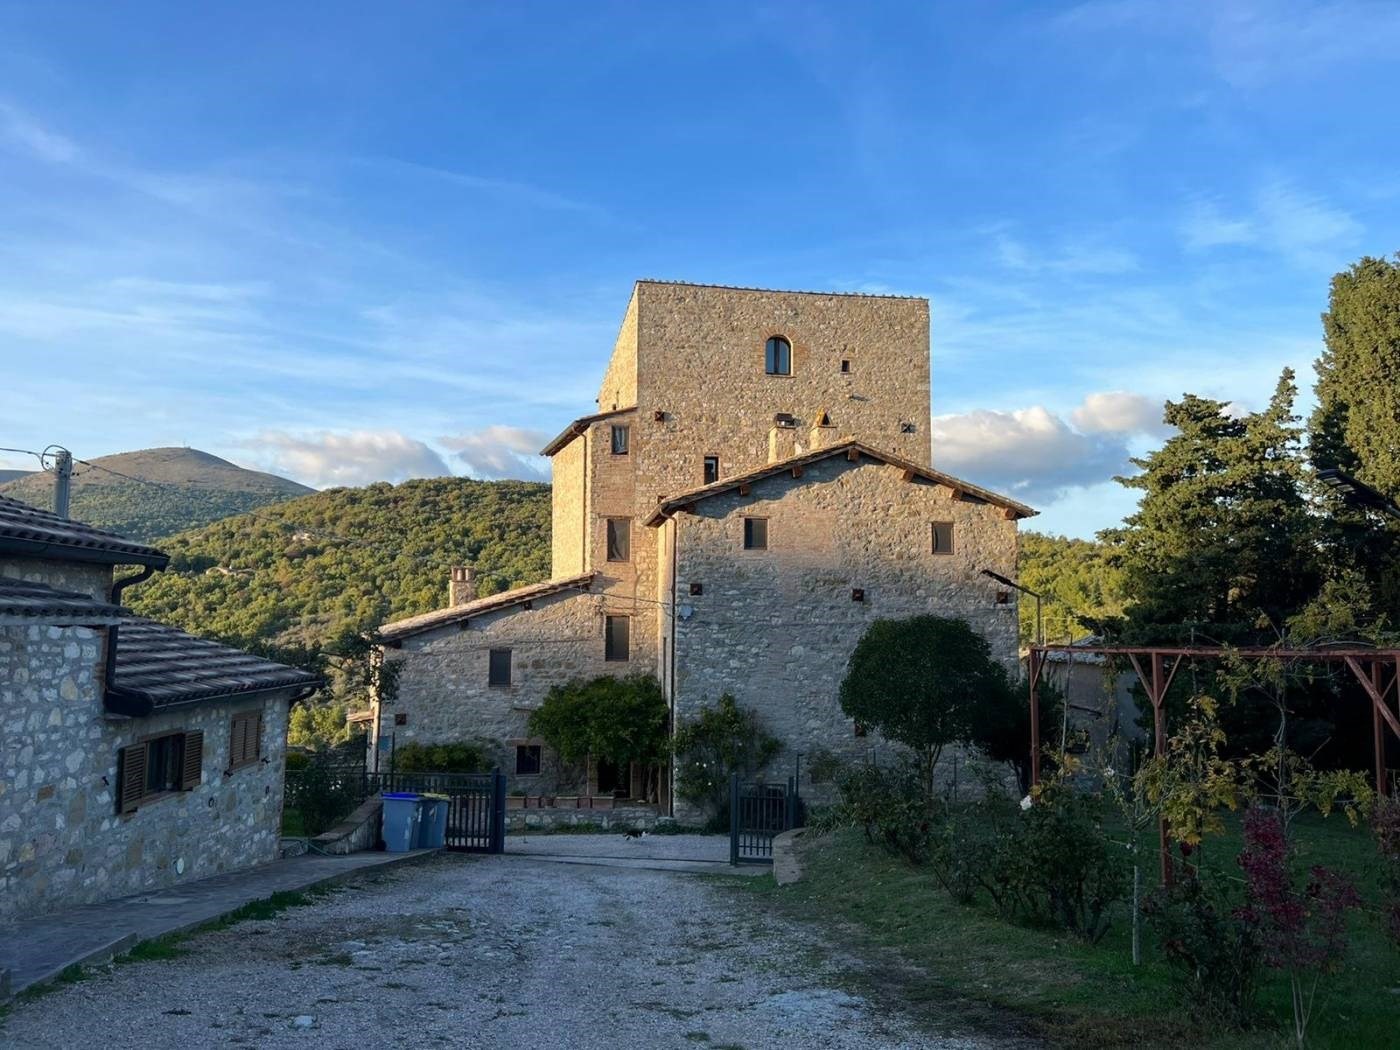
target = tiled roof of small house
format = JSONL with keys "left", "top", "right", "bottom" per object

{"left": 378, "top": 572, "right": 597, "bottom": 641}
{"left": 106, "top": 619, "right": 322, "bottom": 716}
{"left": 0, "top": 577, "right": 124, "bottom": 623}
{"left": 644, "top": 440, "right": 1037, "bottom": 526}
{"left": 540, "top": 406, "right": 637, "bottom": 456}
{"left": 0, "top": 495, "right": 169, "bottom": 568}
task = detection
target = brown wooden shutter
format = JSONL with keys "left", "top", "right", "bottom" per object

{"left": 253, "top": 710, "right": 263, "bottom": 761}
{"left": 118, "top": 743, "right": 147, "bottom": 815}
{"left": 230, "top": 715, "right": 247, "bottom": 768}
{"left": 181, "top": 731, "right": 204, "bottom": 790}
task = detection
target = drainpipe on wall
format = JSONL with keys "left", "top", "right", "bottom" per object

{"left": 103, "top": 565, "right": 158, "bottom": 700}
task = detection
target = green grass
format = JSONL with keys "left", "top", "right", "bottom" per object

{"left": 281, "top": 807, "right": 307, "bottom": 837}
{"left": 742, "top": 815, "right": 1399, "bottom": 1049}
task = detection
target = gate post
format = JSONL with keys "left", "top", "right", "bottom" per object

{"left": 490, "top": 770, "right": 507, "bottom": 854}
{"left": 729, "top": 773, "right": 739, "bottom": 867}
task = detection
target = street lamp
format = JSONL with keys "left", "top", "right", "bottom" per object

{"left": 1317, "top": 468, "right": 1400, "bottom": 522}
{"left": 980, "top": 568, "right": 1043, "bottom": 646}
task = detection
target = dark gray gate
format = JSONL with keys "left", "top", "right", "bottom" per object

{"left": 729, "top": 774, "right": 799, "bottom": 865}
{"left": 370, "top": 770, "right": 507, "bottom": 854}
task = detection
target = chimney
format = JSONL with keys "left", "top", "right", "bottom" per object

{"left": 449, "top": 565, "right": 477, "bottom": 606}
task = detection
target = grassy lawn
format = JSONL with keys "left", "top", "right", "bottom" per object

{"left": 740, "top": 814, "right": 1398, "bottom": 1049}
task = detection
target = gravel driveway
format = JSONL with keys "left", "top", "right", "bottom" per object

{"left": 0, "top": 852, "right": 1021, "bottom": 1049}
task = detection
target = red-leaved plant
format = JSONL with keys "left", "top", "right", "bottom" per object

{"left": 1236, "top": 807, "right": 1361, "bottom": 1048}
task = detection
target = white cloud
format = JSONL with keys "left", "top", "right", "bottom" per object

{"left": 932, "top": 401, "right": 1145, "bottom": 505}
{"left": 0, "top": 101, "right": 78, "bottom": 164}
{"left": 1180, "top": 182, "right": 1361, "bottom": 266}
{"left": 1070, "top": 391, "right": 1167, "bottom": 436}
{"left": 241, "top": 429, "right": 452, "bottom": 488}
{"left": 994, "top": 232, "right": 1138, "bottom": 276}
{"left": 439, "top": 425, "right": 550, "bottom": 481}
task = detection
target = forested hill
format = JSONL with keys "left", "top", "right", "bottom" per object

{"left": 0, "top": 447, "right": 312, "bottom": 542}
{"left": 126, "top": 477, "right": 553, "bottom": 656}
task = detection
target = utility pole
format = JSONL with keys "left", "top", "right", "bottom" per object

{"left": 51, "top": 448, "right": 73, "bottom": 519}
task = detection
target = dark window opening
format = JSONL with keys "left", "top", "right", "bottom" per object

{"left": 840, "top": 359, "right": 851, "bottom": 373}
{"left": 605, "top": 615, "right": 630, "bottom": 661}
{"left": 118, "top": 730, "right": 202, "bottom": 814}
{"left": 743, "top": 517, "right": 768, "bottom": 550}
{"left": 610, "top": 424, "right": 630, "bottom": 455}
{"left": 606, "top": 518, "right": 631, "bottom": 562}
{"left": 515, "top": 744, "right": 542, "bottom": 776}
{"left": 765, "top": 336, "right": 791, "bottom": 376}
{"left": 703, "top": 456, "right": 720, "bottom": 485}
{"left": 489, "top": 648, "right": 512, "bottom": 686}
{"left": 900, "top": 421, "right": 916, "bottom": 434}
{"left": 932, "top": 521, "right": 955, "bottom": 555}
{"left": 145, "top": 733, "right": 185, "bottom": 795}
{"left": 854, "top": 721, "right": 868, "bottom": 738}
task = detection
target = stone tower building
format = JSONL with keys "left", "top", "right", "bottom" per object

{"left": 374, "top": 281, "right": 1033, "bottom": 816}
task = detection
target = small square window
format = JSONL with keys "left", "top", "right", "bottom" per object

{"left": 840, "top": 359, "right": 851, "bottom": 373}
{"left": 489, "top": 648, "right": 512, "bottom": 686}
{"left": 394, "top": 712, "right": 408, "bottom": 726}
{"left": 515, "top": 744, "right": 542, "bottom": 776}
{"left": 851, "top": 588, "right": 865, "bottom": 603}
{"left": 606, "top": 518, "right": 631, "bottom": 562}
{"left": 743, "top": 517, "right": 768, "bottom": 550}
{"left": 703, "top": 455, "right": 720, "bottom": 485}
{"left": 932, "top": 522, "right": 954, "bottom": 555}
{"left": 605, "top": 615, "right": 630, "bottom": 661}
{"left": 689, "top": 581, "right": 703, "bottom": 596}
{"left": 610, "top": 425, "right": 630, "bottom": 455}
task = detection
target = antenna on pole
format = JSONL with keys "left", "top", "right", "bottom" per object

{"left": 43, "top": 445, "right": 73, "bottom": 518}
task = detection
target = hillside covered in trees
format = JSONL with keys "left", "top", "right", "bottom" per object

{"left": 126, "top": 477, "right": 552, "bottom": 667}
{"left": 0, "top": 447, "right": 311, "bottom": 541}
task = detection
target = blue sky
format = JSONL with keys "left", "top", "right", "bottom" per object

{"left": 1, "top": 1, "right": 1397, "bottom": 538}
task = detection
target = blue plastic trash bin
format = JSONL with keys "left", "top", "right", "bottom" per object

{"left": 381, "top": 792, "right": 422, "bottom": 852}
{"left": 416, "top": 794, "right": 450, "bottom": 849}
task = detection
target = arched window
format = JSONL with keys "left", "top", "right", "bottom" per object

{"left": 765, "top": 336, "right": 791, "bottom": 376}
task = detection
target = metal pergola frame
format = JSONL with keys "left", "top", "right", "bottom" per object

{"left": 1026, "top": 643, "right": 1400, "bottom": 883}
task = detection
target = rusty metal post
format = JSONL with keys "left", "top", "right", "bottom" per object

{"left": 1374, "top": 661, "right": 1388, "bottom": 799}
{"left": 1150, "top": 651, "right": 1173, "bottom": 887}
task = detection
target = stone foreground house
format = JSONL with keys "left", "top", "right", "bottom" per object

{"left": 0, "top": 496, "right": 320, "bottom": 921}
{"left": 373, "top": 281, "right": 1034, "bottom": 816}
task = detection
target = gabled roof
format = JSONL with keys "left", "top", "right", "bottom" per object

{"left": 106, "top": 618, "right": 322, "bottom": 716}
{"left": 644, "top": 440, "right": 1037, "bottom": 526}
{"left": 0, "top": 577, "right": 124, "bottom": 625}
{"left": 0, "top": 495, "right": 169, "bottom": 568}
{"left": 541, "top": 407, "right": 637, "bottom": 457}
{"left": 377, "top": 572, "right": 598, "bottom": 641}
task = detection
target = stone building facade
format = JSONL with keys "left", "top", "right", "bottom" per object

{"left": 374, "top": 281, "right": 1034, "bottom": 810}
{"left": 0, "top": 497, "right": 318, "bottom": 922}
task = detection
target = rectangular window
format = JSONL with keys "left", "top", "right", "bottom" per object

{"left": 932, "top": 521, "right": 955, "bottom": 555}
{"left": 118, "top": 730, "right": 202, "bottom": 814}
{"left": 610, "top": 424, "right": 629, "bottom": 455}
{"left": 743, "top": 517, "right": 768, "bottom": 551}
{"left": 515, "top": 744, "right": 542, "bottom": 776}
{"left": 606, "top": 518, "right": 631, "bottom": 562}
{"left": 489, "top": 648, "right": 512, "bottom": 686}
{"left": 703, "top": 455, "right": 720, "bottom": 485}
{"left": 228, "top": 711, "right": 262, "bottom": 771}
{"left": 605, "top": 615, "right": 630, "bottom": 662}
{"left": 840, "top": 359, "right": 851, "bottom": 373}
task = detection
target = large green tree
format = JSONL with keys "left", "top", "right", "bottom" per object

{"left": 1017, "top": 532, "right": 1127, "bottom": 645}
{"left": 1101, "top": 370, "right": 1318, "bottom": 645}
{"left": 1309, "top": 254, "right": 1400, "bottom": 625}
{"left": 839, "top": 615, "right": 1012, "bottom": 803}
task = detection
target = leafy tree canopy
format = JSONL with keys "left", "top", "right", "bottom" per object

{"left": 527, "top": 674, "right": 669, "bottom": 769}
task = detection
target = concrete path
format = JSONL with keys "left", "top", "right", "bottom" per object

{"left": 0, "top": 852, "right": 1030, "bottom": 1049}
{"left": 505, "top": 830, "right": 763, "bottom": 875}
{"left": 0, "top": 849, "right": 435, "bottom": 999}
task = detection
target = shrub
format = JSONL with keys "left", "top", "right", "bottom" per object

{"left": 285, "top": 762, "right": 362, "bottom": 836}
{"left": 1020, "top": 784, "right": 1129, "bottom": 943}
{"left": 804, "top": 746, "right": 846, "bottom": 787}
{"left": 393, "top": 740, "right": 489, "bottom": 774}
{"left": 967, "top": 676, "right": 1064, "bottom": 794}
{"left": 929, "top": 789, "right": 1029, "bottom": 914}
{"left": 1142, "top": 871, "right": 1260, "bottom": 1027}
{"left": 839, "top": 616, "right": 1011, "bottom": 805}
{"left": 1376, "top": 795, "right": 1400, "bottom": 950}
{"left": 672, "top": 694, "right": 781, "bottom": 823}
{"left": 528, "top": 674, "right": 670, "bottom": 768}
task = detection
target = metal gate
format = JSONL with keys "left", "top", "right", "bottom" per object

{"left": 729, "top": 774, "right": 800, "bottom": 865}
{"left": 370, "top": 770, "right": 506, "bottom": 854}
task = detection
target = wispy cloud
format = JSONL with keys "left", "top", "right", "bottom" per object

{"left": 1180, "top": 181, "right": 1362, "bottom": 265}
{"left": 439, "top": 425, "right": 550, "bottom": 481}
{"left": 240, "top": 429, "right": 452, "bottom": 489}
{"left": 0, "top": 100, "right": 78, "bottom": 163}
{"left": 993, "top": 230, "right": 1138, "bottom": 276}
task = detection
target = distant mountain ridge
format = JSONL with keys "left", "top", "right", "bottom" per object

{"left": 0, "top": 447, "right": 313, "bottom": 543}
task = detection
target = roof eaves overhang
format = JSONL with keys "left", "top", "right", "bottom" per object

{"left": 540, "top": 406, "right": 638, "bottom": 457}
{"left": 0, "top": 536, "right": 170, "bottom": 570}
{"left": 103, "top": 678, "right": 323, "bottom": 718}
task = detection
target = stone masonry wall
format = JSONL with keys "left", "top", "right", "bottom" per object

{"left": 550, "top": 435, "right": 587, "bottom": 578}
{"left": 596, "top": 289, "right": 638, "bottom": 413}
{"left": 665, "top": 453, "right": 1020, "bottom": 817}
{"left": 0, "top": 620, "right": 291, "bottom": 921}
{"left": 0, "top": 558, "right": 113, "bottom": 601}
{"left": 374, "top": 588, "right": 632, "bottom": 793}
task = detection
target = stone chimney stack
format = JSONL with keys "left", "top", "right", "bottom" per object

{"left": 449, "top": 565, "right": 477, "bottom": 606}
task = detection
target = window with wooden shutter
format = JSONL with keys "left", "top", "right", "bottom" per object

{"left": 181, "top": 730, "right": 204, "bottom": 790}
{"left": 228, "top": 711, "right": 262, "bottom": 771}
{"left": 118, "top": 743, "right": 148, "bottom": 815}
